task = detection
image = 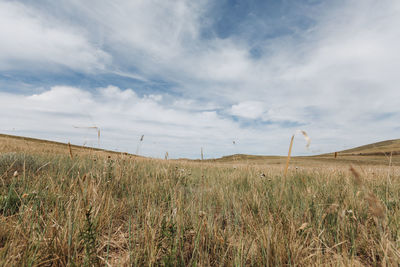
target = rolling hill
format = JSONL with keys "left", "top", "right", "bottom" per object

{"left": 0, "top": 133, "right": 135, "bottom": 158}
{"left": 210, "top": 138, "right": 400, "bottom": 166}
{"left": 337, "top": 139, "right": 400, "bottom": 155}
{"left": 0, "top": 133, "right": 399, "bottom": 166}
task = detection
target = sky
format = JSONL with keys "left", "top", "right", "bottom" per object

{"left": 1, "top": 0, "right": 400, "bottom": 159}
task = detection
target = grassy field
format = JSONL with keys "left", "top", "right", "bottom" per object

{"left": 0, "top": 134, "right": 400, "bottom": 266}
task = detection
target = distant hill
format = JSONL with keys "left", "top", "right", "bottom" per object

{"left": 209, "top": 139, "right": 400, "bottom": 166}
{"left": 336, "top": 139, "right": 400, "bottom": 156}
{"left": 213, "top": 139, "right": 400, "bottom": 161}
{"left": 209, "top": 154, "right": 281, "bottom": 162}
{"left": 1, "top": 133, "right": 399, "bottom": 166}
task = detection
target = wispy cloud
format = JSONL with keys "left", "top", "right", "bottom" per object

{"left": 0, "top": 0, "right": 400, "bottom": 157}
{"left": 0, "top": 1, "right": 110, "bottom": 72}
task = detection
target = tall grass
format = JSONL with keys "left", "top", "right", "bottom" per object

{"left": 284, "top": 130, "right": 310, "bottom": 176}
{"left": 0, "top": 151, "right": 399, "bottom": 265}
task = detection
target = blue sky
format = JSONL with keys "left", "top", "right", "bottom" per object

{"left": 1, "top": 0, "right": 400, "bottom": 158}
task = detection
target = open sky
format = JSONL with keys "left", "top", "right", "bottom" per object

{"left": 1, "top": 0, "right": 400, "bottom": 159}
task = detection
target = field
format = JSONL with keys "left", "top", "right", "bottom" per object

{"left": 0, "top": 134, "right": 400, "bottom": 266}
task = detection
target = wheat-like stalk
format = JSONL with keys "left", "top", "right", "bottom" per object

{"left": 284, "top": 135, "right": 295, "bottom": 176}
{"left": 136, "top": 135, "right": 144, "bottom": 155}
{"left": 349, "top": 165, "right": 385, "bottom": 220}
{"left": 365, "top": 192, "right": 385, "bottom": 219}
{"left": 349, "top": 165, "right": 363, "bottom": 186}
{"left": 299, "top": 130, "right": 311, "bottom": 149}
{"left": 284, "top": 130, "right": 311, "bottom": 176}
{"left": 68, "top": 142, "right": 73, "bottom": 159}
{"left": 73, "top": 126, "right": 101, "bottom": 147}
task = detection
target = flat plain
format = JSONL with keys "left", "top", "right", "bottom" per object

{"left": 0, "top": 134, "right": 399, "bottom": 266}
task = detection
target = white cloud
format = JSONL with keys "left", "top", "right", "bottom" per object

{"left": 1, "top": 0, "right": 400, "bottom": 157}
{"left": 230, "top": 101, "right": 266, "bottom": 119}
{"left": 1, "top": 84, "right": 399, "bottom": 158}
{"left": 0, "top": 86, "right": 289, "bottom": 158}
{"left": 0, "top": 1, "right": 110, "bottom": 72}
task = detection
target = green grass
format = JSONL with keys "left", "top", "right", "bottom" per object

{"left": 0, "top": 151, "right": 399, "bottom": 265}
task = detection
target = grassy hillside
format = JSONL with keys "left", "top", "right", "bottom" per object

{"left": 211, "top": 139, "right": 400, "bottom": 167}
{"left": 339, "top": 139, "right": 400, "bottom": 155}
{"left": 1, "top": 133, "right": 399, "bottom": 166}
{"left": 0, "top": 134, "right": 399, "bottom": 265}
{"left": 0, "top": 133, "right": 135, "bottom": 158}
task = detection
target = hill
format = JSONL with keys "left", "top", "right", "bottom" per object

{"left": 0, "top": 133, "right": 136, "bottom": 158}
{"left": 337, "top": 139, "right": 400, "bottom": 155}
{"left": 0, "top": 133, "right": 399, "bottom": 166}
{"left": 210, "top": 139, "right": 400, "bottom": 166}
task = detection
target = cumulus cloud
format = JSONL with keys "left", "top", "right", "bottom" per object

{"left": 1, "top": 86, "right": 298, "bottom": 158}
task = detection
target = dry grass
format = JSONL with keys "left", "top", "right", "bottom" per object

{"left": 0, "top": 134, "right": 134, "bottom": 158}
{"left": 284, "top": 135, "right": 295, "bottom": 177}
{"left": 0, "top": 135, "right": 400, "bottom": 265}
{"left": 68, "top": 142, "right": 74, "bottom": 159}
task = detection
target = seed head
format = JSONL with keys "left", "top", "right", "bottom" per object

{"left": 365, "top": 192, "right": 385, "bottom": 219}
{"left": 349, "top": 165, "right": 363, "bottom": 186}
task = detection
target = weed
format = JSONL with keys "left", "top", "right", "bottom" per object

{"left": 80, "top": 206, "right": 98, "bottom": 266}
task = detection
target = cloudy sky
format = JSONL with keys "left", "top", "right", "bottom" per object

{"left": 1, "top": 0, "right": 399, "bottom": 159}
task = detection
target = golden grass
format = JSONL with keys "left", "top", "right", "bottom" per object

{"left": 284, "top": 130, "right": 310, "bottom": 176}
{"left": 68, "top": 142, "right": 74, "bottom": 159}
{"left": 0, "top": 134, "right": 399, "bottom": 265}
{"left": 0, "top": 134, "right": 135, "bottom": 158}
{"left": 284, "top": 135, "right": 294, "bottom": 176}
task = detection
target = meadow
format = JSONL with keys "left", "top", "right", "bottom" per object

{"left": 0, "top": 134, "right": 399, "bottom": 266}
